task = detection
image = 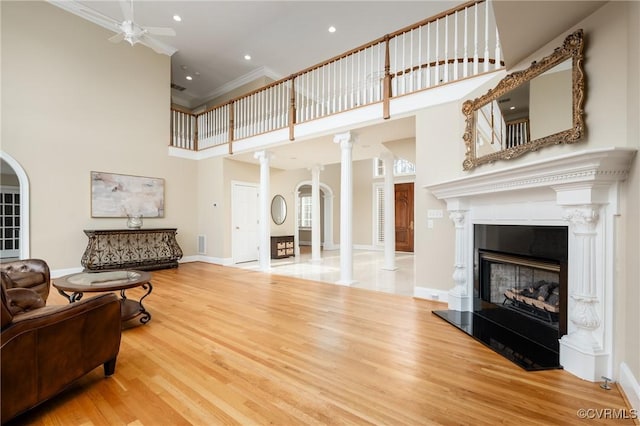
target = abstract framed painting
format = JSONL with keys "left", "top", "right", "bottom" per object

{"left": 90, "top": 171, "right": 165, "bottom": 218}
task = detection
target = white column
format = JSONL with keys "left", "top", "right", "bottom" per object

{"left": 310, "top": 164, "right": 324, "bottom": 263}
{"left": 294, "top": 189, "right": 301, "bottom": 257}
{"left": 446, "top": 201, "right": 471, "bottom": 312}
{"left": 323, "top": 193, "right": 335, "bottom": 250}
{"left": 559, "top": 205, "right": 607, "bottom": 381}
{"left": 254, "top": 150, "right": 272, "bottom": 272}
{"left": 334, "top": 131, "right": 356, "bottom": 285}
{"left": 381, "top": 152, "right": 397, "bottom": 271}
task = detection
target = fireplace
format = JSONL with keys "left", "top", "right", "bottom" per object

{"left": 434, "top": 224, "right": 569, "bottom": 370}
{"left": 426, "top": 148, "right": 635, "bottom": 380}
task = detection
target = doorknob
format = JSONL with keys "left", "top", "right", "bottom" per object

{"left": 409, "top": 221, "right": 414, "bottom": 231}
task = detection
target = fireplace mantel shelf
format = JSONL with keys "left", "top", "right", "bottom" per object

{"left": 425, "top": 147, "right": 636, "bottom": 201}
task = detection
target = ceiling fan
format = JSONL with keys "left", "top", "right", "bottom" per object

{"left": 48, "top": 0, "right": 177, "bottom": 56}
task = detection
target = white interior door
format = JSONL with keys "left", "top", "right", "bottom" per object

{"left": 232, "top": 182, "right": 259, "bottom": 263}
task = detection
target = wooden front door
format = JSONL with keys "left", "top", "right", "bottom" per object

{"left": 395, "top": 183, "right": 414, "bottom": 252}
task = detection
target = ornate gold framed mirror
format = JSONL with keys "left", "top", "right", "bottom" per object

{"left": 462, "top": 29, "right": 585, "bottom": 170}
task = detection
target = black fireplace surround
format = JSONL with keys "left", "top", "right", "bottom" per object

{"left": 434, "top": 224, "right": 568, "bottom": 370}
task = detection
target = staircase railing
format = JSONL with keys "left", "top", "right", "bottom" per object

{"left": 171, "top": 0, "right": 502, "bottom": 153}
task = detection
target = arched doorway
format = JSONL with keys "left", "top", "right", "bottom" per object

{"left": 0, "top": 152, "right": 30, "bottom": 259}
{"left": 294, "top": 181, "right": 335, "bottom": 257}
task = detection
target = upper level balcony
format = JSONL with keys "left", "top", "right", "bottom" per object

{"left": 169, "top": 0, "right": 504, "bottom": 160}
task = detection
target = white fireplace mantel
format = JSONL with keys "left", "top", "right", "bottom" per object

{"left": 425, "top": 147, "right": 636, "bottom": 382}
{"left": 427, "top": 147, "right": 636, "bottom": 202}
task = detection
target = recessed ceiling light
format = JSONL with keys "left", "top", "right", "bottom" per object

{"left": 180, "top": 65, "right": 187, "bottom": 70}
{"left": 244, "top": 54, "right": 251, "bottom": 60}
{"left": 328, "top": 26, "right": 336, "bottom": 33}
{"left": 173, "top": 15, "right": 182, "bottom": 22}
{"left": 186, "top": 75, "right": 193, "bottom": 81}
{"left": 509, "top": 106, "right": 516, "bottom": 110}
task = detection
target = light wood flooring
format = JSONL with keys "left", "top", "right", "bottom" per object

{"left": 10, "top": 262, "right": 635, "bottom": 425}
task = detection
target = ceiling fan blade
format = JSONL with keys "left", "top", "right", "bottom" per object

{"left": 108, "top": 33, "right": 126, "bottom": 43}
{"left": 145, "top": 27, "right": 176, "bottom": 37}
{"left": 139, "top": 35, "right": 178, "bottom": 56}
{"left": 119, "top": 0, "right": 134, "bottom": 22}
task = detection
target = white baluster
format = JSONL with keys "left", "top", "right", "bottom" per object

{"left": 444, "top": 14, "right": 449, "bottom": 83}
{"left": 463, "top": 6, "right": 468, "bottom": 78}
{"left": 417, "top": 25, "right": 422, "bottom": 90}
{"left": 473, "top": 4, "right": 479, "bottom": 75}
{"left": 484, "top": 0, "right": 490, "bottom": 72}
{"left": 495, "top": 27, "right": 501, "bottom": 69}
{"left": 435, "top": 19, "right": 440, "bottom": 84}
{"left": 453, "top": 10, "right": 458, "bottom": 81}
{"left": 426, "top": 22, "right": 431, "bottom": 87}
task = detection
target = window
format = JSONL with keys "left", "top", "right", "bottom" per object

{"left": 373, "top": 157, "right": 415, "bottom": 177}
{"left": 298, "top": 194, "right": 312, "bottom": 228}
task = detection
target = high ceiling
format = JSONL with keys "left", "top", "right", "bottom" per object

{"left": 44, "top": 0, "right": 607, "bottom": 170}
{"left": 50, "top": 0, "right": 465, "bottom": 108}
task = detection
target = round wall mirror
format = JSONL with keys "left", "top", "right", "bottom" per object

{"left": 271, "top": 195, "right": 287, "bottom": 225}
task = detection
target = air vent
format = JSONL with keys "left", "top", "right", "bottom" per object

{"left": 197, "top": 235, "right": 206, "bottom": 254}
{"left": 498, "top": 97, "right": 511, "bottom": 103}
{"left": 171, "top": 83, "right": 186, "bottom": 91}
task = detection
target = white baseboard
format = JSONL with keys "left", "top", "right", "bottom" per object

{"left": 183, "top": 255, "right": 233, "bottom": 266}
{"left": 413, "top": 286, "right": 449, "bottom": 304}
{"left": 353, "top": 244, "right": 383, "bottom": 251}
{"left": 619, "top": 362, "right": 640, "bottom": 411}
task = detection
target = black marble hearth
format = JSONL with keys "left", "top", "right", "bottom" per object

{"left": 432, "top": 309, "right": 562, "bottom": 371}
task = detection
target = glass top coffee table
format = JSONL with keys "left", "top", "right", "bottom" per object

{"left": 53, "top": 270, "right": 153, "bottom": 325}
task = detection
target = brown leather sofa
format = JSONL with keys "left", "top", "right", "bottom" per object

{"left": 0, "top": 259, "right": 50, "bottom": 302}
{"left": 1, "top": 272, "right": 122, "bottom": 424}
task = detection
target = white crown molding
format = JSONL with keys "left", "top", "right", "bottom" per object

{"left": 200, "top": 66, "right": 282, "bottom": 103}
{"left": 47, "top": 0, "right": 177, "bottom": 56}
{"left": 426, "top": 147, "right": 637, "bottom": 201}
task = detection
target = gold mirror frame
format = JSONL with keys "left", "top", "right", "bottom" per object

{"left": 462, "top": 29, "right": 585, "bottom": 171}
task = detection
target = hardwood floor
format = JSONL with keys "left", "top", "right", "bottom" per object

{"left": 10, "top": 262, "right": 635, "bottom": 425}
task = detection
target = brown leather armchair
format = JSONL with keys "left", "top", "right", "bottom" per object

{"left": 0, "top": 259, "right": 50, "bottom": 302}
{"left": 1, "top": 273, "right": 122, "bottom": 424}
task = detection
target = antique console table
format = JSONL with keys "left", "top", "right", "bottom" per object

{"left": 81, "top": 228, "right": 183, "bottom": 271}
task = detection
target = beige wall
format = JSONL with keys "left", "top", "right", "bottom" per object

{"left": 620, "top": 0, "right": 640, "bottom": 386}
{"left": 416, "top": 101, "right": 462, "bottom": 291}
{"left": 1, "top": 1, "right": 198, "bottom": 270}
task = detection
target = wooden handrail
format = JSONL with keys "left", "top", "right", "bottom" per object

{"left": 392, "top": 57, "right": 505, "bottom": 78}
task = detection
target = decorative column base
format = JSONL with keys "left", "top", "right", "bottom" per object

{"left": 336, "top": 279, "right": 356, "bottom": 286}
{"left": 447, "top": 290, "right": 472, "bottom": 312}
{"left": 559, "top": 336, "right": 609, "bottom": 382}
